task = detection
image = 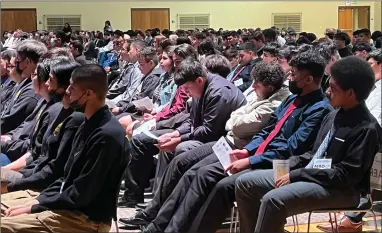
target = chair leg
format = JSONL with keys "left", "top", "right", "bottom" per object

{"left": 295, "top": 215, "right": 299, "bottom": 233}
{"left": 333, "top": 213, "right": 338, "bottom": 233}
{"left": 229, "top": 207, "right": 234, "bottom": 233}
{"left": 307, "top": 212, "right": 312, "bottom": 233}
{"left": 292, "top": 215, "right": 296, "bottom": 233}
{"left": 234, "top": 208, "right": 239, "bottom": 233}
{"left": 370, "top": 209, "right": 379, "bottom": 232}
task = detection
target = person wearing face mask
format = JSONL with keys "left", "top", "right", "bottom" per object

{"left": 0, "top": 58, "right": 78, "bottom": 170}
{"left": 145, "top": 51, "right": 332, "bottom": 233}
{"left": 1, "top": 64, "right": 130, "bottom": 233}
{"left": 314, "top": 43, "right": 341, "bottom": 92}
{"left": 1, "top": 60, "right": 82, "bottom": 199}
{"left": 1, "top": 40, "right": 47, "bottom": 135}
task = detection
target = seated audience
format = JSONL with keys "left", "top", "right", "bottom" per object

{"left": 236, "top": 56, "right": 381, "bottom": 233}
{"left": 334, "top": 32, "right": 352, "bottom": 58}
{"left": 138, "top": 50, "right": 333, "bottom": 233}
{"left": 106, "top": 40, "right": 143, "bottom": 103}
{"left": 119, "top": 61, "right": 290, "bottom": 229}
{"left": 112, "top": 47, "right": 161, "bottom": 118}
{"left": 1, "top": 60, "right": 82, "bottom": 196}
{"left": 226, "top": 42, "right": 262, "bottom": 92}
{"left": 69, "top": 40, "right": 88, "bottom": 65}
{"left": 0, "top": 49, "right": 17, "bottom": 112}
{"left": 1, "top": 40, "right": 47, "bottom": 135}
{"left": 352, "top": 42, "right": 372, "bottom": 60}
{"left": 1, "top": 64, "right": 129, "bottom": 233}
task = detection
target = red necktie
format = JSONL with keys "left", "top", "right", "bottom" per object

{"left": 231, "top": 66, "right": 246, "bottom": 82}
{"left": 255, "top": 99, "right": 301, "bottom": 155}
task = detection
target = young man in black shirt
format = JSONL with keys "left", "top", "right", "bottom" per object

{"left": 1, "top": 64, "right": 130, "bottom": 232}
{"left": 235, "top": 56, "right": 382, "bottom": 233}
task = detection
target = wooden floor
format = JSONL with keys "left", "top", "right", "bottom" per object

{"left": 284, "top": 216, "right": 382, "bottom": 233}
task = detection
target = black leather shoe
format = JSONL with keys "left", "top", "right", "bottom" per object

{"left": 119, "top": 210, "right": 152, "bottom": 226}
{"left": 135, "top": 202, "right": 149, "bottom": 209}
{"left": 118, "top": 194, "right": 144, "bottom": 208}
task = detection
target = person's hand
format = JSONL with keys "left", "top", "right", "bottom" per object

{"left": 275, "top": 173, "right": 290, "bottom": 188}
{"left": 1, "top": 135, "right": 11, "bottom": 142}
{"left": 229, "top": 149, "right": 249, "bottom": 162}
{"left": 225, "top": 158, "right": 250, "bottom": 174}
{"left": 111, "top": 107, "right": 120, "bottom": 115}
{"left": 5, "top": 205, "right": 31, "bottom": 217}
{"left": 158, "top": 133, "right": 173, "bottom": 145}
{"left": 143, "top": 113, "right": 154, "bottom": 121}
{"left": 158, "top": 131, "right": 180, "bottom": 144}
{"left": 105, "top": 66, "right": 111, "bottom": 72}
{"left": 159, "top": 137, "right": 181, "bottom": 152}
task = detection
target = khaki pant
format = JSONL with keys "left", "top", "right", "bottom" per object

{"left": 1, "top": 190, "right": 40, "bottom": 214}
{"left": 1, "top": 210, "right": 111, "bottom": 232}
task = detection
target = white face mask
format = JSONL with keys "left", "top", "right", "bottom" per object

{"left": 7, "top": 33, "right": 11, "bottom": 38}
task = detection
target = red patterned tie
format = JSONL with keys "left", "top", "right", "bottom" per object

{"left": 255, "top": 99, "right": 301, "bottom": 155}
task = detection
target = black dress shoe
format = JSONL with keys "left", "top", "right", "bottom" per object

{"left": 119, "top": 210, "right": 152, "bottom": 226}
{"left": 135, "top": 202, "right": 149, "bottom": 210}
{"left": 118, "top": 194, "right": 144, "bottom": 208}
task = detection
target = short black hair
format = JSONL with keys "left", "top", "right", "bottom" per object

{"left": 70, "top": 40, "right": 84, "bottom": 54}
{"left": 1, "top": 49, "right": 17, "bottom": 62}
{"left": 37, "top": 57, "right": 70, "bottom": 82}
{"left": 104, "top": 31, "right": 111, "bottom": 37}
{"left": 353, "top": 28, "right": 371, "bottom": 37}
{"left": 371, "top": 31, "right": 382, "bottom": 41}
{"left": 306, "top": 33, "right": 317, "bottom": 43}
{"left": 174, "top": 43, "right": 198, "bottom": 60}
{"left": 330, "top": 56, "right": 375, "bottom": 102}
{"left": 296, "top": 36, "right": 312, "bottom": 46}
{"left": 160, "top": 39, "right": 174, "bottom": 51}
{"left": 289, "top": 50, "right": 326, "bottom": 79}
{"left": 50, "top": 60, "right": 81, "bottom": 87}
{"left": 223, "top": 47, "right": 239, "bottom": 60}
{"left": 334, "top": 32, "right": 351, "bottom": 45}
{"left": 262, "top": 28, "right": 277, "bottom": 42}
{"left": 198, "top": 39, "right": 217, "bottom": 56}
{"left": 352, "top": 43, "right": 372, "bottom": 53}
{"left": 263, "top": 42, "right": 280, "bottom": 57}
{"left": 113, "top": 30, "right": 124, "bottom": 38}
{"left": 71, "top": 64, "right": 108, "bottom": 100}
{"left": 16, "top": 39, "right": 48, "bottom": 64}
{"left": 239, "top": 42, "right": 257, "bottom": 53}
{"left": 278, "top": 45, "right": 296, "bottom": 62}
{"left": 55, "top": 30, "right": 66, "bottom": 42}
{"left": 176, "top": 36, "right": 191, "bottom": 45}
{"left": 252, "top": 61, "right": 285, "bottom": 90}
{"left": 203, "top": 54, "right": 231, "bottom": 78}
{"left": 366, "top": 49, "right": 382, "bottom": 63}
{"left": 174, "top": 58, "right": 207, "bottom": 86}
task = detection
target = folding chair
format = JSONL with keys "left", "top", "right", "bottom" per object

{"left": 306, "top": 193, "right": 379, "bottom": 233}
{"left": 229, "top": 202, "right": 239, "bottom": 233}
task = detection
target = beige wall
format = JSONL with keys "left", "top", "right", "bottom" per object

{"left": 1, "top": 1, "right": 381, "bottom": 36}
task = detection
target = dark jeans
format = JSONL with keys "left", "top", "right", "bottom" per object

{"left": 144, "top": 142, "right": 216, "bottom": 217}
{"left": 124, "top": 129, "right": 173, "bottom": 198}
{"left": 145, "top": 153, "right": 220, "bottom": 232}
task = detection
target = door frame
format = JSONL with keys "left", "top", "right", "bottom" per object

{"left": 1, "top": 8, "right": 37, "bottom": 32}
{"left": 131, "top": 8, "right": 170, "bottom": 30}
{"left": 338, "top": 6, "right": 370, "bottom": 30}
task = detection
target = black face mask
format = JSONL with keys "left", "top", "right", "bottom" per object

{"left": 48, "top": 89, "right": 65, "bottom": 103}
{"left": 289, "top": 76, "right": 308, "bottom": 95}
{"left": 69, "top": 91, "right": 87, "bottom": 112}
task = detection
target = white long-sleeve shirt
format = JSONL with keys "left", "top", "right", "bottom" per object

{"left": 366, "top": 79, "right": 381, "bottom": 125}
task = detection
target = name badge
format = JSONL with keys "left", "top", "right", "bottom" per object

{"left": 234, "top": 78, "right": 244, "bottom": 87}
{"left": 313, "top": 159, "right": 332, "bottom": 169}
